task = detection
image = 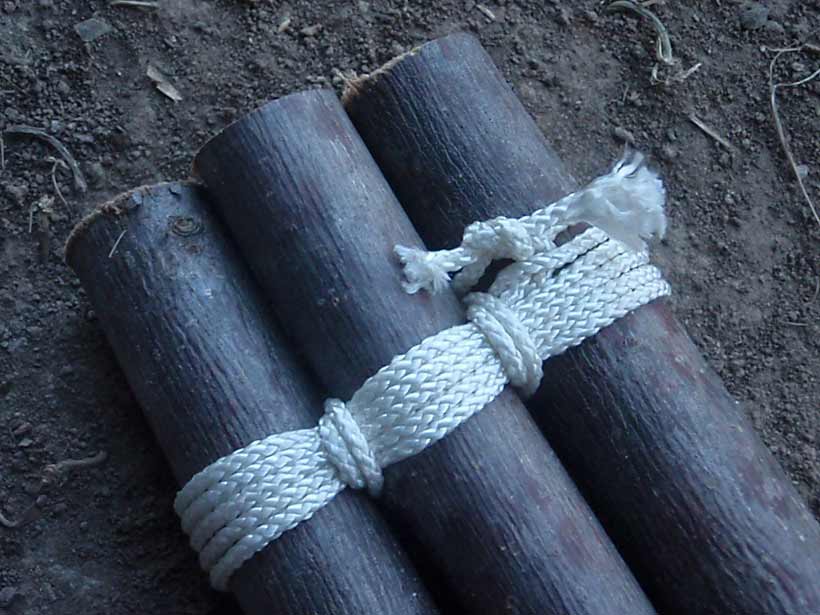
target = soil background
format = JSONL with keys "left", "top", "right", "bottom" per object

{"left": 0, "top": 0, "right": 818, "bottom": 613}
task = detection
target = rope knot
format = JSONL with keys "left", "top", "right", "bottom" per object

{"left": 467, "top": 217, "right": 537, "bottom": 262}
{"left": 394, "top": 150, "right": 666, "bottom": 295}
{"left": 318, "top": 399, "right": 383, "bottom": 496}
{"left": 465, "top": 292, "right": 543, "bottom": 397}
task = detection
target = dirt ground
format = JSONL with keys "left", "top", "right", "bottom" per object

{"left": 0, "top": 0, "right": 817, "bottom": 613}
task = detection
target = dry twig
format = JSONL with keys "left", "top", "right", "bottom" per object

{"left": 42, "top": 451, "right": 108, "bottom": 485}
{"left": 605, "top": 1, "right": 701, "bottom": 85}
{"left": 2, "top": 452, "right": 107, "bottom": 529}
{"left": 3, "top": 125, "right": 87, "bottom": 192}
{"left": 768, "top": 45, "right": 820, "bottom": 230}
{"left": 0, "top": 504, "right": 36, "bottom": 529}
{"left": 0, "top": 511, "right": 20, "bottom": 528}
{"left": 607, "top": 0, "right": 673, "bottom": 65}
{"left": 47, "top": 156, "right": 72, "bottom": 215}
{"left": 45, "top": 450, "right": 108, "bottom": 475}
{"left": 110, "top": 0, "right": 159, "bottom": 8}
{"left": 688, "top": 113, "right": 735, "bottom": 151}
{"left": 476, "top": 4, "right": 496, "bottom": 21}
{"left": 147, "top": 65, "right": 183, "bottom": 102}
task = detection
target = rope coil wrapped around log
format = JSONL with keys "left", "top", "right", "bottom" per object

{"left": 176, "top": 150, "right": 670, "bottom": 590}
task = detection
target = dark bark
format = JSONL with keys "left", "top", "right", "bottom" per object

{"left": 194, "top": 89, "right": 657, "bottom": 615}
{"left": 65, "top": 182, "right": 438, "bottom": 615}
{"left": 343, "top": 32, "right": 820, "bottom": 615}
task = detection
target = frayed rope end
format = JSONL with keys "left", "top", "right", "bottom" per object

{"left": 394, "top": 150, "right": 667, "bottom": 295}
{"left": 394, "top": 245, "right": 451, "bottom": 294}
{"left": 568, "top": 150, "right": 667, "bottom": 251}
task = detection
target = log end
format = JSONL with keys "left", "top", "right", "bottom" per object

{"left": 341, "top": 32, "right": 476, "bottom": 110}
{"left": 65, "top": 181, "right": 200, "bottom": 270}
{"left": 190, "top": 88, "right": 335, "bottom": 181}
{"left": 341, "top": 46, "right": 421, "bottom": 107}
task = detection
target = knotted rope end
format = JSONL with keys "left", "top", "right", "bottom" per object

{"left": 393, "top": 151, "right": 666, "bottom": 296}
{"left": 394, "top": 244, "right": 451, "bottom": 294}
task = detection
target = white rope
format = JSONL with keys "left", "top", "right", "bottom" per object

{"left": 174, "top": 149, "right": 670, "bottom": 591}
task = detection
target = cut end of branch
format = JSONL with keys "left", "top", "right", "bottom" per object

{"left": 341, "top": 45, "right": 421, "bottom": 108}
{"left": 64, "top": 181, "right": 198, "bottom": 269}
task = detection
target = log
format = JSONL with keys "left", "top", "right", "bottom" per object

{"left": 193, "top": 89, "right": 657, "bottom": 615}
{"left": 342, "top": 33, "right": 820, "bottom": 615}
{"left": 65, "top": 182, "right": 439, "bottom": 615}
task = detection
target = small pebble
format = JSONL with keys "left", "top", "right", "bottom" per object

{"left": 763, "top": 20, "right": 785, "bottom": 37}
{"left": 299, "top": 24, "right": 321, "bottom": 37}
{"left": 719, "top": 152, "right": 731, "bottom": 167}
{"left": 661, "top": 145, "right": 678, "bottom": 162}
{"left": 12, "top": 422, "right": 31, "bottom": 437}
{"left": 4, "top": 183, "right": 28, "bottom": 204}
{"left": 85, "top": 161, "right": 106, "bottom": 188}
{"left": 18, "top": 437, "right": 33, "bottom": 448}
{"left": 739, "top": 2, "right": 769, "bottom": 30}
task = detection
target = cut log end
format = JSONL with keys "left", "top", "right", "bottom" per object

{"left": 341, "top": 44, "right": 424, "bottom": 108}
{"left": 65, "top": 181, "right": 199, "bottom": 267}
{"left": 191, "top": 88, "right": 336, "bottom": 182}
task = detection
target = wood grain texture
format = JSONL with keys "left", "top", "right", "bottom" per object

{"left": 65, "top": 182, "right": 438, "bottom": 615}
{"left": 194, "top": 89, "right": 657, "bottom": 615}
{"left": 343, "top": 32, "right": 820, "bottom": 615}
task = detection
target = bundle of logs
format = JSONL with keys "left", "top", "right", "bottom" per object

{"left": 67, "top": 34, "right": 820, "bottom": 615}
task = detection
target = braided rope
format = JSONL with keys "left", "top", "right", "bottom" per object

{"left": 175, "top": 151, "right": 670, "bottom": 591}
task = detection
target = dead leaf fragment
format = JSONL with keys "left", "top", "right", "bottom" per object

{"left": 147, "top": 65, "right": 183, "bottom": 102}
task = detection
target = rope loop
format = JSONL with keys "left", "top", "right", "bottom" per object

{"left": 318, "top": 398, "right": 383, "bottom": 496}
{"left": 465, "top": 292, "right": 543, "bottom": 397}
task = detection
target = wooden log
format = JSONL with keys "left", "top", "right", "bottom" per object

{"left": 65, "top": 182, "right": 439, "bottom": 615}
{"left": 342, "top": 33, "right": 820, "bottom": 615}
{"left": 193, "top": 89, "right": 657, "bottom": 615}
